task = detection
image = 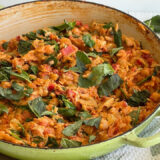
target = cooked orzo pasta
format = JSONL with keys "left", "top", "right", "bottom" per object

{"left": 0, "top": 20, "right": 159, "bottom": 148}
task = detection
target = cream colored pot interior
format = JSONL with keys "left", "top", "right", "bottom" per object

{"left": 0, "top": 1, "right": 159, "bottom": 63}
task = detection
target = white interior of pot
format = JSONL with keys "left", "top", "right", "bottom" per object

{"left": 0, "top": 1, "right": 159, "bottom": 62}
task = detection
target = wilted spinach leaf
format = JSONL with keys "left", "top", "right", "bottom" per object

{"left": 46, "top": 137, "right": 59, "bottom": 148}
{"left": 8, "top": 69, "right": 31, "bottom": 83}
{"left": 109, "top": 47, "right": 123, "bottom": 57}
{"left": 98, "top": 74, "right": 123, "bottom": 97}
{"left": 103, "top": 22, "right": 113, "bottom": 29}
{"left": 62, "top": 120, "right": 83, "bottom": 136}
{"left": 130, "top": 107, "right": 141, "bottom": 127}
{"left": 2, "top": 42, "right": 8, "bottom": 50}
{"left": 51, "top": 20, "right": 76, "bottom": 32}
{"left": 78, "top": 63, "right": 114, "bottom": 88}
{"left": 33, "top": 136, "right": 44, "bottom": 144}
{"left": 89, "top": 135, "right": 96, "bottom": 143}
{"left": 44, "top": 55, "right": 58, "bottom": 67}
{"left": 127, "top": 90, "right": 150, "bottom": 107}
{"left": 25, "top": 32, "right": 37, "bottom": 40}
{"left": 29, "top": 65, "right": 38, "bottom": 75}
{"left": 79, "top": 111, "right": 91, "bottom": 119}
{"left": 82, "top": 34, "right": 95, "bottom": 48}
{"left": 0, "top": 104, "right": 8, "bottom": 115}
{"left": 112, "top": 27, "right": 122, "bottom": 47}
{"left": 144, "top": 15, "right": 160, "bottom": 33}
{"left": 69, "top": 51, "right": 91, "bottom": 73}
{"left": 28, "top": 97, "right": 52, "bottom": 118}
{"left": 58, "top": 95, "right": 76, "bottom": 118}
{"left": 60, "top": 138, "right": 81, "bottom": 148}
{"left": 18, "top": 40, "right": 32, "bottom": 54}
{"left": 36, "top": 29, "right": 46, "bottom": 36}
{"left": 83, "top": 117, "right": 101, "bottom": 129}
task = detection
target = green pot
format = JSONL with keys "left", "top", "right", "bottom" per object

{"left": 0, "top": 1, "right": 160, "bottom": 160}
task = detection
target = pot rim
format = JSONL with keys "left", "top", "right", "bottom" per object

{"left": 0, "top": 0, "right": 159, "bottom": 150}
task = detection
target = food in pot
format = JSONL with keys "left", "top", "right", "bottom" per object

{"left": 0, "top": 20, "right": 159, "bottom": 148}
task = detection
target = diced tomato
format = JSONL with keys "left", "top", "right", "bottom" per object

{"left": 142, "top": 53, "right": 151, "bottom": 59}
{"left": 136, "top": 59, "right": 143, "bottom": 66}
{"left": 83, "top": 24, "right": 89, "bottom": 30}
{"left": 16, "top": 36, "right": 21, "bottom": 41}
{"left": 50, "top": 34, "right": 54, "bottom": 40}
{"left": 52, "top": 69, "right": 59, "bottom": 74}
{"left": 67, "top": 89, "right": 76, "bottom": 98}
{"left": 76, "top": 20, "right": 83, "bottom": 26}
{"left": 122, "top": 101, "right": 128, "bottom": 107}
{"left": 112, "top": 64, "right": 118, "bottom": 71}
{"left": 61, "top": 45, "right": 75, "bottom": 56}
{"left": 147, "top": 58, "right": 153, "bottom": 66}
{"left": 48, "top": 84, "right": 55, "bottom": 92}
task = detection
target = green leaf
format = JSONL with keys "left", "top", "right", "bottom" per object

{"left": 113, "top": 27, "right": 122, "bottom": 47}
{"left": 18, "top": 40, "right": 32, "bottom": 54}
{"left": 0, "top": 83, "right": 30, "bottom": 101}
{"left": 2, "top": 42, "right": 8, "bottom": 50}
{"left": 60, "top": 138, "right": 81, "bottom": 148}
{"left": 51, "top": 20, "right": 76, "bottom": 32}
{"left": 130, "top": 107, "right": 140, "bottom": 127}
{"left": 36, "top": 29, "right": 46, "bottom": 36}
{"left": 78, "top": 63, "right": 114, "bottom": 88}
{"left": 109, "top": 47, "right": 123, "bottom": 57}
{"left": 82, "top": 34, "right": 95, "bottom": 48}
{"left": 89, "top": 135, "right": 96, "bottom": 143}
{"left": 83, "top": 117, "right": 101, "bottom": 129}
{"left": 144, "top": 15, "right": 160, "bottom": 33}
{"left": 29, "top": 65, "right": 38, "bottom": 75}
{"left": 98, "top": 74, "right": 123, "bottom": 97}
{"left": 62, "top": 120, "right": 83, "bottom": 137}
{"left": 10, "top": 129, "right": 21, "bottom": 140}
{"left": 58, "top": 108, "right": 76, "bottom": 118}
{"left": 69, "top": 51, "right": 91, "bottom": 73}
{"left": 87, "top": 52, "right": 97, "bottom": 58}
{"left": 41, "top": 111, "right": 54, "bottom": 117}
{"left": 18, "top": 123, "right": 25, "bottom": 137}
{"left": 79, "top": 111, "right": 92, "bottom": 119}
{"left": 8, "top": 69, "right": 31, "bottom": 83}
{"left": 127, "top": 90, "right": 150, "bottom": 107}
{"left": 44, "top": 55, "right": 58, "bottom": 67}
{"left": 45, "top": 40, "right": 59, "bottom": 54}
{"left": 28, "top": 97, "right": 47, "bottom": 118}
{"left": 103, "top": 22, "right": 113, "bottom": 29}
{"left": 46, "top": 137, "right": 59, "bottom": 148}
{"left": 0, "top": 104, "right": 8, "bottom": 115}
{"left": 57, "top": 118, "right": 64, "bottom": 123}
{"left": 25, "top": 32, "right": 37, "bottom": 40}
{"left": 32, "top": 136, "right": 44, "bottom": 144}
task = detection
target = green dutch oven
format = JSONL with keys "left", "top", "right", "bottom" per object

{"left": 0, "top": 1, "right": 160, "bottom": 160}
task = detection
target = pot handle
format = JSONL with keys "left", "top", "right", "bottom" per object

{"left": 123, "top": 131, "right": 160, "bottom": 148}
{"left": 123, "top": 108, "right": 160, "bottom": 148}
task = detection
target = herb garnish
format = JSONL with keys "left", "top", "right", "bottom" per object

{"left": 18, "top": 40, "right": 32, "bottom": 54}
{"left": 98, "top": 74, "right": 123, "bottom": 97}
{"left": 82, "top": 34, "right": 95, "bottom": 48}
{"left": 69, "top": 51, "right": 91, "bottom": 73}
{"left": 60, "top": 138, "right": 81, "bottom": 148}
{"left": 62, "top": 120, "right": 83, "bottom": 136}
{"left": 127, "top": 90, "right": 150, "bottom": 107}
{"left": 78, "top": 63, "right": 114, "bottom": 88}
{"left": 83, "top": 117, "right": 101, "bottom": 129}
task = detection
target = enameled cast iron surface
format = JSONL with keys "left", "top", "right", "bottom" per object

{"left": 0, "top": 1, "right": 160, "bottom": 160}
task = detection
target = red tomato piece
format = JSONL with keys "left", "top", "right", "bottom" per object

{"left": 48, "top": 84, "right": 55, "bottom": 92}
{"left": 61, "top": 45, "right": 75, "bottom": 56}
